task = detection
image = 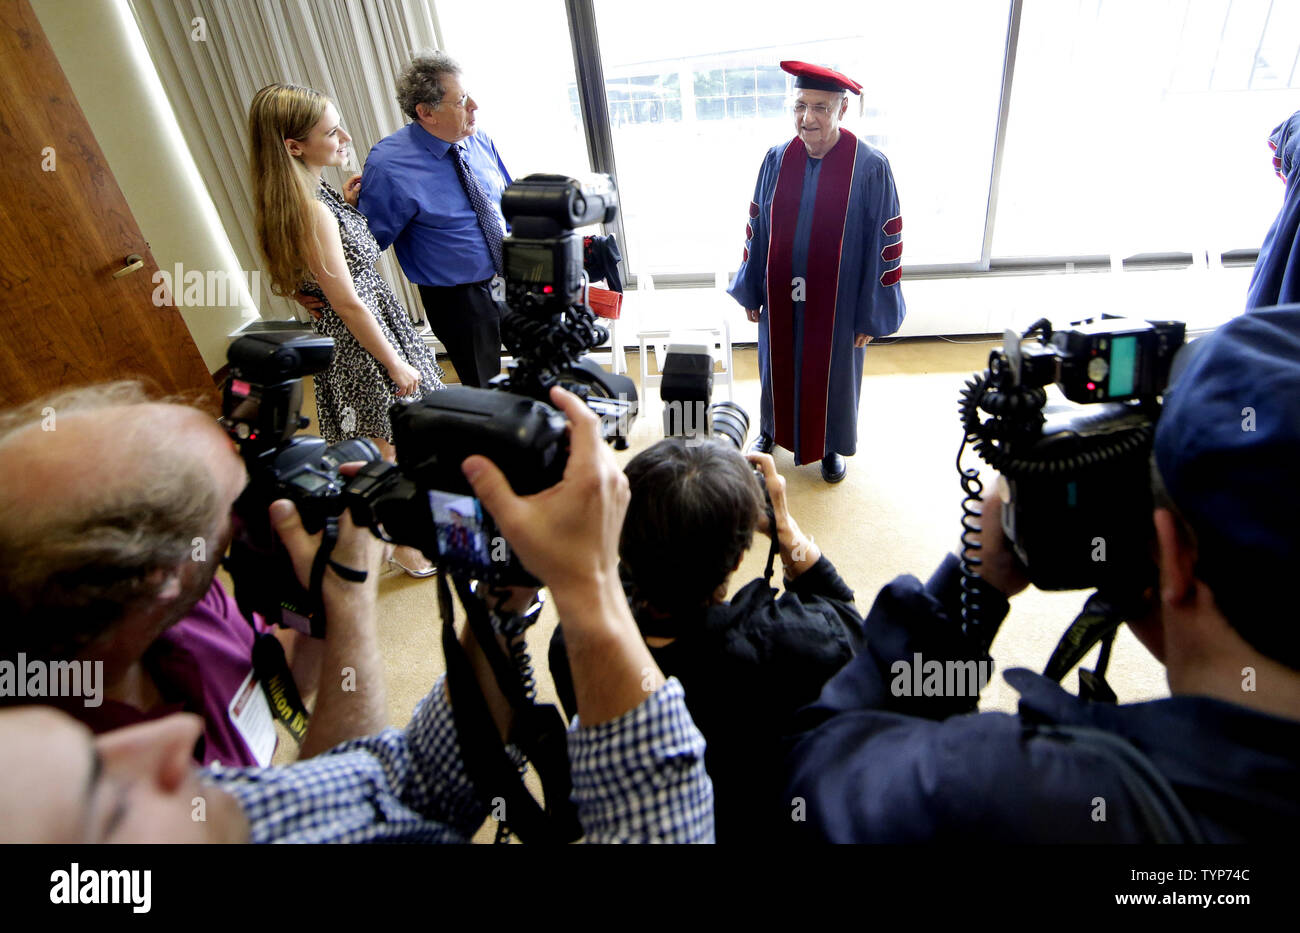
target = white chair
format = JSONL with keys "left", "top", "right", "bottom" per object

{"left": 637, "top": 321, "right": 734, "bottom": 402}
{"left": 635, "top": 269, "right": 735, "bottom": 401}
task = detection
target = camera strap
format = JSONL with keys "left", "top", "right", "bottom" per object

{"left": 760, "top": 484, "right": 779, "bottom": 585}
{"left": 245, "top": 516, "right": 354, "bottom": 746}
{"left": 251, "top": 633, "right": 309, "bottom": 744}
{"left": 437, "top": 571, "right": 582, "bottom": 844}
{"left": 1043, "top": 588, "right": 1144, "bottom": 702}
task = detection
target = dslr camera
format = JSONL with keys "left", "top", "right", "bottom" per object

{"left": 220, "top": 332, "right": 378, "bottom": 636}
{"left": 957, "top": 314, "right": 1187, "bottom": 661}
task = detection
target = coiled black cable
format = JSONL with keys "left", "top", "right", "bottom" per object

{"left": 481, "top": 586, "right": 542, "bottom": 845}
{"left": 956, "top": 427, "right": 986, "bottom": 645}
{"left": 956, "top": 368, "right": 1036, "bottom": 648}
{"left": 497, "top": 615, "right": 539, "bottom": 703}
{"left": 494, "top": 620, "right": 534, "bottom": 846}
{"left": 500, "top": 301, "right": 608, "bottom": 397}
{"left": 954, "top": 329, "right": 1156, "bottom": 650}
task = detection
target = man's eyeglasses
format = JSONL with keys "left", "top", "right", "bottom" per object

{"left": 442, "top": 91, "right": 471, "bottom": 109}
{"left": 791, "top": 102, "right": 840, "bottom": 117}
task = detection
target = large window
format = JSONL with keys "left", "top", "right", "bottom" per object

{"left": 437, "top": 0, "right": 590, "bottom": 179}
{"left": 433, "top": 0, "right": 1292, "bottom": 336}
{"left": 592, "top": 0, "right": 1012, "bottom": 276}
{"left": 994, "top": 0, "right": 1300, "bottom": 257}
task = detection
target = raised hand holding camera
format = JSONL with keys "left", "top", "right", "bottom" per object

{"left": 219, "top": 175, "right": 655, "bottom": 843}
{"left": 462, "top": 386, "right": 628, "bottom": 599}
{"left": 961, "top": 494, "right": 1029, "bottom": 599}
{"left": 463, "top": 386, "right": 661, "bottom": 727}
{"left": 746, "top": 451, "right": 821, "bottom": 578}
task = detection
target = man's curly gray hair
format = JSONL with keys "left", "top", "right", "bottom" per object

{"left": 396, "top": 50, "right": 462, "bottom": 121}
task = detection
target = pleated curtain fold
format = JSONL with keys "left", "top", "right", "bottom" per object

{"left": 129, "top": 0, "right": 443, "bottom": 324}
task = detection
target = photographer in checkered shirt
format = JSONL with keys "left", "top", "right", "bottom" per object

{"left": 0, "top": 386, "right": 714, "bottom": 843}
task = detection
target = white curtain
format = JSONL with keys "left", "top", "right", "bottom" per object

{"left": 129, "top": 0, "right": 443, "bottom": 323}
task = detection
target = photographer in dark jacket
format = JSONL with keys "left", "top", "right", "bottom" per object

{"left": 550, "top": 439, "right": 866, "bottom": 841}
{"left": 784, "top": 306, "right": 1300, "bottom": 842}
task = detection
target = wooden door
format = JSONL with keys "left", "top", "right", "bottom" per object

{"left": 0, "top": 0, "right": 215, "bottom": 408}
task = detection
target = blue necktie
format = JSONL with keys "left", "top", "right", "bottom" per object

{"left": 450, "top": 143, "right": 503, "bottom": 275}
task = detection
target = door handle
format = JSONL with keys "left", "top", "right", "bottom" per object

{"left": 112, "top": 253, "right": 145, "bottom": 279}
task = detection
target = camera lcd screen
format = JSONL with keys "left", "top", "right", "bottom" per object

{"left": 505, "top": 244, "right": 556, "bottom": 283}
{"left": 428, "top": 490, "right": 493, "bottom": 572}
{"left": 1109, "top": 336, "right": 1137, "bottom": 397}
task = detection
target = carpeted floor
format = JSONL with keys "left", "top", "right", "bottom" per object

{"left": 249, "top": 338, "right": 1169, "bottom": 840}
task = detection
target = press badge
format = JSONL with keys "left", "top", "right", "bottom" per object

{"left": 228, "top": 669, "right": 277, "bottom": 766}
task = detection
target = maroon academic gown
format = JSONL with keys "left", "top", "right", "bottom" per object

{"left": 728, "top": 130, "right": 906, "bottom": 465}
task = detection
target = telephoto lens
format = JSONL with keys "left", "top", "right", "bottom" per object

{"left": 709, "top": 400, "right": 750, "bottom": 450}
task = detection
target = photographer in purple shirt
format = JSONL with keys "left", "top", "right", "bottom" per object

{"left": 0, "top": 386, "right": 713, "bottom": 844}
{"left": 0, "top": 382, "right": 387, "bottom": 767}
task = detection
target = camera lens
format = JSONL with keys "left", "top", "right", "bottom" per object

{"left": 709, "top": 401, "right": 749, "bottom": 450}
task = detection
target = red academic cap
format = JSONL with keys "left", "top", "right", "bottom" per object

{"left": 780, "top": 61, "right": 863, "bottom": 95}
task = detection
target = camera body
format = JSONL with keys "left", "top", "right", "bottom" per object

{"left": 370, "top": 175, "right": 636, "bottom": 583}
{"left": 220, "top": 332, "right": 380, "bottom": 636}
{"left": 500, "top": 173, "right": 617, "bottom": 316}
{"left": 388, "top": 387, "right": 569, "bottom": 497}
{"left": 961, "top": 315, "right": 1187, "bottom": 596}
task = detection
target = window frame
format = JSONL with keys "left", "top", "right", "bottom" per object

{"left": 564, "top": 0, "right": 1262, "bottom": 289}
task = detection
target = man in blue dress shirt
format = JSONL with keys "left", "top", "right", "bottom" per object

{"left": 359, "top": 52, "right": 513, "bottom": 387}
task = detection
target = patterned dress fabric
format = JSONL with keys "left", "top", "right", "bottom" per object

{"left": 300, "top": 181, "right": 445, "bottom": 444}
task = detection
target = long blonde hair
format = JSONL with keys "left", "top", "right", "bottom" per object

{"left": 249, "top": 83, "right": 330, "bottom": 296}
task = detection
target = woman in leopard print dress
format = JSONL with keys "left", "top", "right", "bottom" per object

{"left": 297, "top": 179, "right": 445, "bottom": 445}
{"left": 250, "top": 83, "right": 444, "bottom": 572}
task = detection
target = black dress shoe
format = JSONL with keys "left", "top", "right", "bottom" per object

{"left": 821, "top": 453, "right": 847, "bottom": 483}
{"left": 751, "top": 433, "right": 775, "bottom": 454}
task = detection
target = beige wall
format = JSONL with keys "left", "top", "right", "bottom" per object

{"left": 31, "top": 0, "right": 258, "bottom": 373}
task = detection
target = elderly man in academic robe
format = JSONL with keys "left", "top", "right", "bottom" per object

{"left": 729, "top": 61, "right": 906, "bottom": 483}
{"left": 1246, "top": 110, "right": 1300, "bottom": 310}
